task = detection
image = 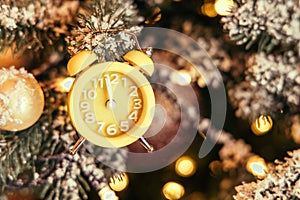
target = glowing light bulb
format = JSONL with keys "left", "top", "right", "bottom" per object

{"left": 175, "top": 156, "right": 197, "bottom": 177}
{"left": 246, "top": 155, "right": 268, "bottom": 179}
{"left": 109, "top": 174, "right": 129, "bottom": 192}
{"left": 251, "top": 115, "right": 273, "bottom": 135}
{"left": 98, "top": 186, "right": 119, "bottom": 200}
{"left": 56, "top": 77, "right": 75, "bottom": 92}
{"left": 291, "top": 116, "right": 300, "bottom": 144}
{"left": 197, "top": 77, "right": 206, "bottom": 88}
{"left": 209, "top": 160, "right": 223, "bottom": 176}
{"left": 162, "top": 182, "right": 185, "bottom": 200}
{"left": 145, "top": 7, "right": 162, "bottom": 24}
{"left": 201, "top": 2, "right": 218, "bottom": 18}
{"left": 214, "top": 0, "right": 234, "bottom": 16}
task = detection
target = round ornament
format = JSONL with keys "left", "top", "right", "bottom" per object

{"left": 0, "top": 67, "right": 44, "bottom": 131}
{"left": 67, "top": 50, "right": 155, "bottom": 148}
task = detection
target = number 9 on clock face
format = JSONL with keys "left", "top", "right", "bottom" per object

{"left": 68, "top": 62, "right": 155, "bottom": 148}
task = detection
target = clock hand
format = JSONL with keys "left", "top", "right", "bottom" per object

{"left": 105, "top": 76, "right": 116, "bottom": 109}
{"left": 139, "top": 137, "right": 154, "bottom": 152}
{"left": 69, "top": 136, "right": 86, "bottom": 155}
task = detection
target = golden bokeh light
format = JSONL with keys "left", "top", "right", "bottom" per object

{"left": 170, "top": 70, "right": 192, "bottom": 86}
{"left": 214, "top": 0, "right": 234, "bottom": 16}
{"left": 246, "top": 155, "right": 268, "bottom": 179}
{"left": 55, "top": 77, "right": 75, "bottom": 92}
{"left": 145, "top": 7, "right": 162, "bottom": 24}
{"left": 175, "top": 156, "right": 197, "bottom": 177}
{"left": 98, "top": 186, "right": 119, "bottom": 200}
{"left": 197, "top": 77, "right": 206, "bottom": 88}
{"left": 109, "top": 174, "right": 129, "bottom": 192}
{"left": 201, "top": 2, "right": 218, "bottom": 18}
{"left": 209, "top": 160, "right": 223, "bottom": 177}
{"left": 186, "top": 192, "right": 206, "bottom": 200}
{"left": 251, "top": 115, "right": 273, "bottom": 135}
{"left": 162, "top": 182, "right": 185, "bottom": 200}
{"left": 0, "top": 45, "right": 32, "bottom": 68}
{"left": 291, "top": 116, "right": 300, "bottom": 144}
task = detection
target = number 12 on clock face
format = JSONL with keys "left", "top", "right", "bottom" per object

{"left": 90, "top": 74, "right": 128, "bottom": 88}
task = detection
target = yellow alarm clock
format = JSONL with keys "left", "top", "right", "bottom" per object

{"left": 67, "top": 50, "right": 155, "bottom": 148}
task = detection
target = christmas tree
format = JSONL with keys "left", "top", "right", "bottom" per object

{"left": 0, "top": 0, "right": 299, "bottom": 199}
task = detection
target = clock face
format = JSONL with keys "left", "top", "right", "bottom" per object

{"left": 68, "top": 62, "right": 155, "bottom": 148}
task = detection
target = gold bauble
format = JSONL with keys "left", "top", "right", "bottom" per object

{"left": 0, "top": 67, "right": 44, "bottom": 131}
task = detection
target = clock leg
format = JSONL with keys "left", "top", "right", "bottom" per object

{"left": 139, "top": 137, "right": 154, "bottom": 152}
{"left": 69, "top": 136, "right": 86, "bottom": 155}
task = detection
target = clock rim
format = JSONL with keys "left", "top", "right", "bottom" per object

{"left": 68, "top": 61, "right": 155, "bottom": 148}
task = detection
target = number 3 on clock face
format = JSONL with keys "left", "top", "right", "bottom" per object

{"left": 67, "top": 62, "right": 155, "bottom": 148}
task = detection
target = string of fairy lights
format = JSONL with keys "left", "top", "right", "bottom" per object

{"left": 150, "top": 0, "right": 235, "bottom": 18}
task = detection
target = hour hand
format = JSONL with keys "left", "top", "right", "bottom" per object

{"left": 105, "top": 76, "right": 116, "bottom": 110}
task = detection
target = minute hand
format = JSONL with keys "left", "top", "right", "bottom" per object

{"left": 105, "top": 77, "right": 115, "bottom": 109}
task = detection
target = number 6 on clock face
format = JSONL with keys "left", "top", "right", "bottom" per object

{"left": 67, "top": 61, "right": 155, "bottom": 148}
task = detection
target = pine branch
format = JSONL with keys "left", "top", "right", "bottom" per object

{"left": 234, "top": 149, "right": 300, "bottom": 199}
{"left": 66, "top": 0, "right": 144, "bottom": 61}
{"left": 228, "top": 52, "right": 300, "bottom": 120}
{"left": 222, "top": 0, "right": 300, "bottom": 53}
{"left": 0, "top": 78, "right": 126, "bottom": 199}
{"left": 0, "top": 0, "right": 79, "bottom": 54}
{"left": 0, "top": 115, "right": 45, "bottom": 189}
